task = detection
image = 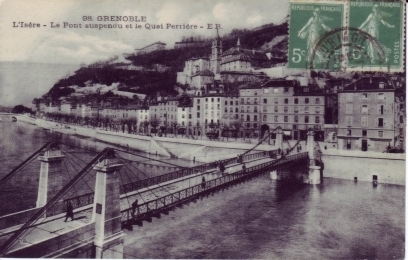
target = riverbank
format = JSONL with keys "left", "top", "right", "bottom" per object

{"left": 14, "top": 115, "right": 406, "bottom": 185}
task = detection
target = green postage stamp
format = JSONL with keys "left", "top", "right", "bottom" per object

{"left": 288, "top": 0, "right": 405, "bottom": 72}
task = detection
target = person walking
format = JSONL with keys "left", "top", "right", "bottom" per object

{"left": 131, "top": 199, "right": 138, "bottom": 217}
{"left": 219, "top": 162, "right": 225, "bottom": 175}
{"left": 242, "top": 163, "right": 246, "bottom": 173}
{"left": 64, "top": 202, "right": 74, "bottom": 222}
{"left": 193, "top": 157, "right": 196, "bottom": 164}
{"left": 202, "top": 176, "right": 206, "bottom": 189}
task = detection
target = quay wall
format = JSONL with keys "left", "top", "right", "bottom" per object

{"left": 322, "top": 150, "right": 406, "bottom": 185}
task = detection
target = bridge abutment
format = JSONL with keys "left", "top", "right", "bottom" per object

{"left": 307, "top": 129, "right": 321, "bottom": 185}
{"left": 92, "top": 150, "right": 125, "bottom": 259}
{"left": 275, "top": 126, "right": 283, "bottom": 150}
{"left": 36, "top": 143, "right": 65, "bottom": 208}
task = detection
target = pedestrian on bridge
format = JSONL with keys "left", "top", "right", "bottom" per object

{"left": 242, "top": 163, "right": 246, "bottom": 173}
{"left": 219, "top": 162, "right": 225, "bottom": 175}
{"left": 202, "top": 177, "right": 206, "bottom": 189}
{"left": 64, "top": 202, "right": 74, "bottom": 222}
{"left": 132, "top": 199, "right": 138, "bottom": 217}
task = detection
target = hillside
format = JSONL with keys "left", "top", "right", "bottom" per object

{"left": 47, "top": 21, "right": 289, "bottom": 100}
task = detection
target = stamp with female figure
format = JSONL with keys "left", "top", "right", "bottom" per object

{"left": 348, "top": 1, "right": 404, "bottom": 71}
{"left": 288, "top": 1, "right": 345, "bottom": 70}
{"left": 288, "top": 0, "right": 404, "bottom": 72}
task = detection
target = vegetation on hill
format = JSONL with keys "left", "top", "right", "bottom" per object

{"left": 46, "top": 21, "right": 289, "bottom": 100}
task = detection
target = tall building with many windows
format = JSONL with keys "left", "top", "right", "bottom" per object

{"left": 337, "top": 77, "right": 396, "bottom": 152}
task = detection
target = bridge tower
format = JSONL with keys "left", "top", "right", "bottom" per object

{"left": 307, "top": 129, "right": 321, "bottom": 184}
{"left": 275, "top": 126, "right": 283, "bottom": 150}
{"left": 92, "top": 149, "right": 125, "bottom": 259}
{"left": 36, "top": 143, "right": 65, "bottom": 208}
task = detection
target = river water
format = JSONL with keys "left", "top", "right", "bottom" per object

{"left": 0, "top": 115, "right": 405, "bottom": 259}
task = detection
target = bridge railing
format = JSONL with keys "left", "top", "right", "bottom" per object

{"left": 120, "top": 149, "right": 275, "bottom": 194}
{"left": 121, "top": 152, "right": 308, "bottom": 222}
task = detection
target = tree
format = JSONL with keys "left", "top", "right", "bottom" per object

{"left": 230, "top": 119, "right": 243, "bottom": 140}
{"left": 150, "top": 117, "right": 160, "bottom": 135}
{"left": 12, "top": 105, "right": 32, "bottom": 114}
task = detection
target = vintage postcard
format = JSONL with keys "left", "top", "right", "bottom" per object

{"left": 0, "top": 0, "right": 405, "bottom": 259}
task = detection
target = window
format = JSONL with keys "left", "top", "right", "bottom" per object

{"left": 305, "top": 107, "right": 309, "bottom": 113}
{"left": 361, "top": 117, "right": 368, "bottom": 127}
{"left": 205, "top": 98, "right": 208, "bottom": 102}
{"left": 315, "top": 98, "right": 320, "bottom": 104}
{"left": 305, "top": 98, "right": 309, "bottom": 104}
{"left": 274, "top": 98, "right": 278, "bottom": 104}
{"left": 315, "top": 107, "right": 320, "bottom": 113}
{"left": 378, "top": 105, "right": 384, "bottom": 115}
{"left": 377, "top": 93, "right": 385, "bottom": 100}
{"left": 254, "top": 115, "right": 258, "bottom": 121}
{"left": 189, "top": 114, "right": 192, "bottom": 119}
{"left": 263, "top": 99, "right": 267, "bottom": 104}
{"left": 235, "top": 108, "right": 238, "bottom": 112}
{"left": 284, "top": 98, "right": 288, "bottom": 104}
{"left": 211, "top": 104, "right": 214, "bottom": 110}
{"left": 224, "top": 108, "right": 228, "bottom": 113}
{"left": 205, "top": 104, "right": 208, "bottom": 109}
{"left": 182, "top": 114, "right": 185, "bottom": 118}
{"left": 284, "top": 107, "right": 288, "bottom": 113}
{"left": 284, "top": 116, "right": 288, "bottom": 122}
{"left": 274, "top": 106, "right": 278, "bottom": 112}
{"left": 362, "top": 130, "right": 367, "bottom": 137}
{"left": 247, "top": 106, "right": 250, "bottom": 113}
{"left": 254, "top": 91, "right": 258, "bottom": 96}
{"left": 263, "top": 106, "right": 267, "bottom": 112}
{"left": 346, "top": 116, "right": 353, "bottom": 126}
{"left": 211, "top": 98, "right": 214, "bottom": 102}
{"left": 254, "top": 106, "right": 258, "bottom": 113}
{"left": 197, "top": 112, "right": 200, "bottom": 118}
{"left": 225, "top": 101, "right": 228, "bottom": 105}
{"left": 400, "top": 115, "right": 404, "bottom": 124}
{"left": 241, "top": 106, "right": 244, "bottom": 112}
{"left": 274, "top": 116, "right": 278, "bottom": 122}
{"left": 217, "top": 104, "right": 220, "bottom": 110}
{"left": 294, "top": 106, "right": 298, "bottom": 113}
{"left": 346, "top": 104, "right": 353, "bottom": 114}
{"left": 230, "top": 101, "right": 233, "bottom": 105}
{"left": 294, "top": 115, "right": 298, "bottom": 122}
{"left": 294, "top": 98, "right": 298, "bottom": 104}
{"left": 347, "top": 129, "right": 352, "bottom": 136}
{"left": 346, "top": 93, "right": 353, "bottom": 102}
{"left": 254, "top": 98, "right": 258, "bottom": 104}
{"left": 377, "top": 118, "right": 384, "bottom": 128}
{"left": 241, "top": 115, "right": 244, "bottom": 120}
{"left": 361, "top": 93, "right": 368, "bottom": 100}
{"left": 217, "top": 98, "right": 220, "bottom": 102}
{"left": 241, "top": 98, "right": 244, "bottom": 104}
{"left": 246, "top": 115, "right": 250, "bottom": 121}
{"left": 315, "top": 116, "right": 320, "bottom": 123}
{"left": 197, "top": 105, "right": 200, "bottom": 110}
{"left": 378, "top": 131, "right": 383, "bottom": 137}
{"left": 247, "top": 98, "right": 250, "bottom": 104}
{"left": 254, "top": 123, "right": 258, "bottom": 129}
{"left": 273, "top": 88, "right": 279, "bottom": 93}
{"left": 361, "top": 105, "right": 368, "bottom": 114}
{"left": 263, "top": 88, "right": 269, "bottom": 94}
{"left": 284, "top": 87, "right": 289, "bottom": 93}
{"left": 263, "top": 115, "right": 267, "bottom": 121}
{"left": 305, "top": 116, "right": 309, "bottom": 123}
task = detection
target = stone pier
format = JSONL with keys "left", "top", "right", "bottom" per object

{"left": 92, "top": 149, "right": 125, "bottom": 259}
{"left": 36, "top": 143, "right": 65, "bottom": 208}
{"left": 306, "top": 129, "right": 321, "bottom": 185}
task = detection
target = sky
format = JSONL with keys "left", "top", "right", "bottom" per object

{"left": 0, "top": 0, "right": 290, "bottom": 106}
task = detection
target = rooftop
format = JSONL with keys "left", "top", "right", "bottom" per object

{"left": 342, "top": 77, "right": 395, "bottom": 92}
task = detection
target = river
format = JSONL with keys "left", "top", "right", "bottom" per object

{"left": 0, "top": 115, "right": 405, "bottom": 259}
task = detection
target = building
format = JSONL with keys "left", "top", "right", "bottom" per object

{"left": 135, "top": 41, "right": 166, "bottom": 55}
{"left": 176, "top": 58, "right": 211, "bottom": 86}
{"left": 239, "top": 79, "right": 325, "bottom": 141}
{"left": 337, "top": 77, "right": 396, "bottom": 152}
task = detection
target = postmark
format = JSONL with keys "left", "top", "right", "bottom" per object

{"left": 348, "top": 1, "right": 404, "bottom": 71}
{"left": 288, "top": 0, "right": 405, "bottom": 72}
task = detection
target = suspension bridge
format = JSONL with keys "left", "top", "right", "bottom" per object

{"left": 0, "top": 127, "right": 323, "bottom": 258}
